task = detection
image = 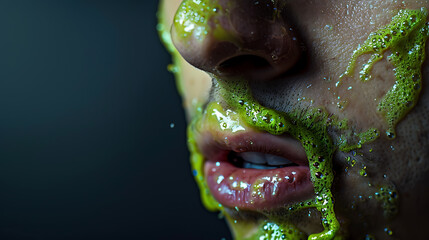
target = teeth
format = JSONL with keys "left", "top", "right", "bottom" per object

{"left": 238, "top": 152, "right": 267, "bottom": 164}
{"left": 266, "top": 154, "right": 294, "bottom": 166}
{"left": 242, "top": 162, "right": 278, "bottom": 170}
{"left": 237, "top": 152, "right": 294, "bottom": 166}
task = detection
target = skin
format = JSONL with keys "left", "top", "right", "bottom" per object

{"left": 158, "top": 0, "right": 429, "bottom": 239}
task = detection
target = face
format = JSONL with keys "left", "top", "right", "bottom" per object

{"left": 158, "top": 0, "right": 429, "bottom": 239}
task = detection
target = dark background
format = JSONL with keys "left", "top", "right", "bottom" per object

{"left": 0, "top": 1, "right": 230, "bottom": 239}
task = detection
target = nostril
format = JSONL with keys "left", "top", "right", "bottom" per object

{"left": 217, "top": 55, "right": 272, "bottom": 78}
{"left": 219, "top": 55, "right": 271, "bottom": 70}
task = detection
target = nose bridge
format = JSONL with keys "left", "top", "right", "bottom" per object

{"left": 171, "top": 0, "right": 302, "bottom": 81}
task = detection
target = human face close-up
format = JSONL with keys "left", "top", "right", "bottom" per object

{"left": 158, "top": 0, "right": 429, "bottom": 239}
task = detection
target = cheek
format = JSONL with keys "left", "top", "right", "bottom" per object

{"left": 303, "top": 60, "right": 397, "bottom": 131}
{"left": 160, "top": 0, "right": 212, "bottom": 119}
{"left": 177, "top": 57, "right": 212, "bottom": 119}
{"left": 381, "top": 74, "right": 429, "bottom": 187}
{"left": 296, "top": 2, "right": 427, "bottom": 133}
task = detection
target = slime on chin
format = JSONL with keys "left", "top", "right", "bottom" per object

{"left": 158, "top": 4, "right": 429, "bottom": 240}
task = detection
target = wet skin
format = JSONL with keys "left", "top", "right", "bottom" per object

{"left": 158, "top": 0, "right": 429, "bottom": 239}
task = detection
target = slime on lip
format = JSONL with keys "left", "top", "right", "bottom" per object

{"left": 158, "top": 3, "right": 429, "bottom": 240}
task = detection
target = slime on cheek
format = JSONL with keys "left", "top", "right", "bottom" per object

{"left": 341, "top": 8, "right": 429, "bottom": 138}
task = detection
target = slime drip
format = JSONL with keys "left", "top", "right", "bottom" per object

{"left": 257, "top": 222, "right": 307, "bottom": 240}
{"left": 186, "top": 78, "right": 377, "bottom": 239}
{"left": 341, "top": 8, "right": 429, "bottom": 138}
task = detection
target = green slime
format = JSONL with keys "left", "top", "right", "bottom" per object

{"left": 158, "top": 4, "right": 429, "bottom": 240}
{"left": 341, "top": 8, "right": 429, "bottom": 138}
{"left": 173, "top": 0, "right": 220, "bottom": 41}
{"left": 200, "top": 78, "right": 342, "bottom": 240}
{"left": 172, "top": 0, "right": 286, "bottom": 47}
{"left": 173, "top": 0, "right": 237, "bottom": 45}
{"left": 256, "top": 222, "right": 307, "bottom": 240}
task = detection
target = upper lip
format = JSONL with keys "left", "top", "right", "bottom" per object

{"left": 199, "top": 129, "right": 309, "bottom": 167}
{"left": 195, "top": 125, "right": 315, "bottom": 210}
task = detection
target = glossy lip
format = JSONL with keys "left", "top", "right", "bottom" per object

{"left": 198, "top": 129, "right": 314, "bottom": 211}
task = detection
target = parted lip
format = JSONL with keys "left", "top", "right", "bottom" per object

{"left": 197, "top": 128, "right": 315, "bottom": 211}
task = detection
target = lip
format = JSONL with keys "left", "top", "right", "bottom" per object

{"left": 198, "top": 129, "right": 314, "bottom": 211}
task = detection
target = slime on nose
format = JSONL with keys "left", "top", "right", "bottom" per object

{"left": 171, "top": 0, "right": 302, "bottom": 80}
{"left": 172, "top": 0, "right": 222, "bottom": 41}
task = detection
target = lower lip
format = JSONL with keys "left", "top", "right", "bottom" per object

{"left": 204, "top": 157, "right": 314, "bottom": 211}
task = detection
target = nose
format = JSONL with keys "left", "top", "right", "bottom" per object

{"left": 171, "top": 0, "right": 302, "bottom": 81}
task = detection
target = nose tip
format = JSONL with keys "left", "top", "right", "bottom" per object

{"left": 171, "top": 0, "right": 302, "bottom": 80}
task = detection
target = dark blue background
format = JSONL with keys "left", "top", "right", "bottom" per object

{"left": 0, "top": 1, "right": 230, "bottom": 239}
